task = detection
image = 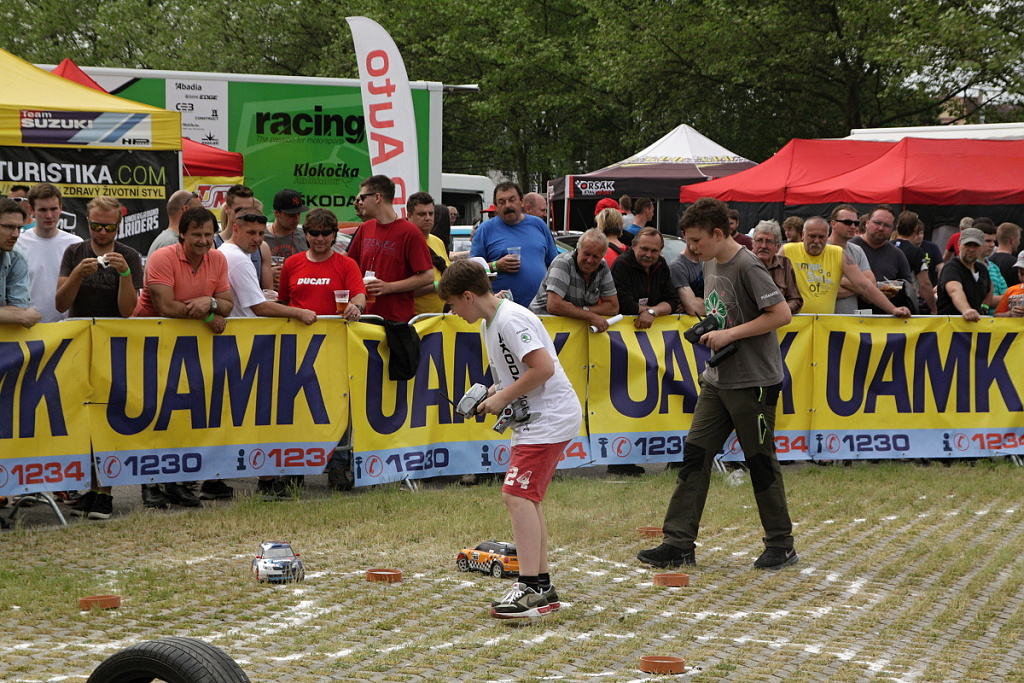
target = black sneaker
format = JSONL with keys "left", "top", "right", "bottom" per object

{"left": 199, "top": 480, "right": 234, "bottom": 500}
{"left": 257, "top": 478, "right": 289, "bottom": 501}
{"left": 87, "top": 493, "right": 113, "bottom": 520}
{"left": 141, "top": 485, "right": 169, "bottom": 509}
{"left": 540, "top": 585, "right": 561, "bottom": 612}
{"left": 280, "top": 475, "right": 305, "bottom": 488}
{"left": 69, "top": 490, "right": 98, "bottom": 517}
{"left": 637, "top": 543, "right": 696, "bottom": 568}
{"left": 754, "top": 547, "right": 798, "bottom": 570}
{"left": 163, "top": 482, "right": 201, "bottom": 507}
{"left": 608, "top": 464, "right": 646, "bottom": 476}
{"left": 490, "top": 582, "right": 551, "bottom": 619}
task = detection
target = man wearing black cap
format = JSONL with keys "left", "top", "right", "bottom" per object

{"left": 936, "top": 227, "right": 996, "bottom": 322}
{"left": 266, "top": 189, "right": 309, "bottom": 287}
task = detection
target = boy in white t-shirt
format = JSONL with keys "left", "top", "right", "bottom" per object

{"left": 439, "top": 259, "right": 582, "bottom": 619}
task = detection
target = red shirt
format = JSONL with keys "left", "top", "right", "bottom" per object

{"left": 278, "top": 251, "right": 365, "bottom": 315}
{"left": 133, "top": 244, "right": 230, "bottom": 316}
{"left": 345, "top": 218, "right": 433, "bottom": 321}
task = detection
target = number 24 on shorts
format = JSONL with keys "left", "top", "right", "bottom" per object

{"left": 504, "top": 466, "right": 532, "bottom": 489}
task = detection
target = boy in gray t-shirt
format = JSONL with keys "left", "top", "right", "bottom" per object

{"left": 638, "top": 197, "right": 798, "bottom": 571}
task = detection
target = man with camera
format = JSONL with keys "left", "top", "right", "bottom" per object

{"left": 56, "top": 196, "right": 144, "bottom": 319}
{"left": 638, "top": 198, "right": 798, "bottom": 571}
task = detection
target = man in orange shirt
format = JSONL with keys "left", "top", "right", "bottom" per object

{"left": 134, "top": 207, "right": 233, "bottom": 330}
{"left": 133, "top": 207, "right": 234, "bottom": 508}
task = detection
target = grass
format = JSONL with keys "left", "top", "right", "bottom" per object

{"left": 2, "top": 462, "right": 1024, "bottom": 682}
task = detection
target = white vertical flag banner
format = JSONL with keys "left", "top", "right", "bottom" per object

{"left": 346, "top": 16, "right": 420, "bottom": 217}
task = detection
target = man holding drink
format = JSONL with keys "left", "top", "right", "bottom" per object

{"left": 277, "top": 208, "right": 365, "bottom": 320}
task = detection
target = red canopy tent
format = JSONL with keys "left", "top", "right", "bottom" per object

{"left": 677, "top": 139, "right": 893, "bottom": 230}
{"left": 51, "top": 58, "right": 243, "bottom": 181}
{"left": 784, "top": 137, "right": 1024, "bottom": 229}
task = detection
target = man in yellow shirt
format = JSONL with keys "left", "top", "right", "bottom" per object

{"left": 409, "top": 192, "right": 450, "bottom": 315}
{"left": 783, "top": 217, "right": 911, "bottom": 317}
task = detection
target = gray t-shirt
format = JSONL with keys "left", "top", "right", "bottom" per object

{"left": 670, "top": 252, "right": 704, "bottom": 298}
{"left": 147, "top": 228, "right": 179, "bottom": 258}
{"left": 264, "top": 225, "right": 308, "bottom": 260}
{"left": 702, "top": 247, "right": 785, "bottom": 389}
{"left": 835, "top": 241, "right": 870, "bottom": 314}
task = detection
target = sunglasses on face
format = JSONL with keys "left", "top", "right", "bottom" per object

{"left": 356, "top": 192, "right": 377, "bottom": 202}
{"left": 237, "top": 214, "right": 268, "bottom": 224}
{"left": 89, "top": 222, "right": 118, "bottom": 233}
{"left": 305, "top": 229, "right": 337, "bottom": 237}
{"left": 833, "top": 219, "right": 858, "bottom": 226}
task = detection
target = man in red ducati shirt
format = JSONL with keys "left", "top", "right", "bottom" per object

{"left": 277, "top": 208, "right": 366, "bottom": 320}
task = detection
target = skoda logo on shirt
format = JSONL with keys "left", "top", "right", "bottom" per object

{"left": 520, "top": 333, "right": 532, "bottom": 344}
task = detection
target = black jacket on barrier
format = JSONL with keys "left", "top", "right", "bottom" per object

{"left": 611, "top": 248, "right": 680, "bottom": 315}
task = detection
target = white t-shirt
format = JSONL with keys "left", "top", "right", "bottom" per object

{"left": 219, "top": 242, "right": 265, "bottom": 317}
{"left": 16, "top": 228, "right": 83, "bottom": 322}
{"left": 482, "top": 300, "right": 582, "bottom": 445}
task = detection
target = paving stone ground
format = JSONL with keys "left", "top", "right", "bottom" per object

{"left": 2, "top": 463, "right": 1023, "bottom": 682}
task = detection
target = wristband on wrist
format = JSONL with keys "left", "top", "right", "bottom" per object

{"left": 118, "top": 268, "right": 131, "bottom": 277}
{"left": 203, "top": 312, "right": 215, "bottom": 323}
{"left": 490, "top": 261, "right": 497, "bottom": 273}
{"left": 433, "top": 280, "right": 440, "bottom": 292}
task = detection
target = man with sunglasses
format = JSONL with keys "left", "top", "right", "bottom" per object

{"left": 7, "top": 185, "right": 33, "bottom": 227}
{"left": 220, "top": 209, "right": 317, "bottom": 323}
{"left": 0, "top": 197, "right": 40, "bottom": 327}
{"left": 278, "top": 208, "right": 366, "bottom": 320}
{"left": 850, "top": 205, "right": 918, "bottom": 314}
{"left": 56, "top": 196, "right": 143, "bottom": 318}
{"left": 16, "top": 183, "right": 82, "bottom": 322}
{"left": 829, "top": 204, "right": 878, "bottom": 314}
{"left": 346, "top": 175, "right": 433, "bottom": 322}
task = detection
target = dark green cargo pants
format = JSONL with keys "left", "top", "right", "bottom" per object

{"left": 662, "top": 379, "right": 794, "bottom": 550}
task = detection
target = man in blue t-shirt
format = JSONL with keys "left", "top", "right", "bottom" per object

{"left": 470, "top": 181, "right": 558, "bottom": 305}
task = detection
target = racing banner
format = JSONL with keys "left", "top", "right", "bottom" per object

{"left": 2, "top": 314, "right": 1022, "bottom": 496}
{"left": 0, "top": 320, "right": 92, "bottom": 497}
{"left": 586, "top": 315, "right": 816, "bottom": 466}
{"left": 89, "top": 318, "right": 349, "bottom": 487}
{"left": 808, "top": 315, "right": 1024, "bottom": 461}
{"left": 0, "top": 145, "right": 179, "bottom": 255}
{"left": 348, "top": 315, "right": 591, "bottom": 487}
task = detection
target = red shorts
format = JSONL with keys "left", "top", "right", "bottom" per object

{"left": 502, "top": 441, "right": 569, "bottom": 502}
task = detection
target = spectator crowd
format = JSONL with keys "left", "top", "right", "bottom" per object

{"left": 2, "top": 179, "right": 1023, "bottom": 516}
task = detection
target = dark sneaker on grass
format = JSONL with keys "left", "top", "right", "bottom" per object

{"left": 141, "top": 485, "right": 169, "bottom": 509}
{"left": 607, "top": 464, "right": 645, "bottom": 476}
{"left": 87, "top": 493, "right": 113, "bottom": 520}
{"left": 199, "top": 480, "right": 234, "bottom": 500}
{"left": 637, "top": 543, "right": 696, "bottom": 568}
{"left": 163, "top": 482, "right": 201, "bottom": 507}
{"left": 69, "top": 490, "right": 98, "bottom": 517}
{"left": 540, "top": 585, "right": 561, "bottom": 612}
{"left": 754, "top": 547, "right": 798, "bottom": 570}
{"left": 490, "top": 582, "right": 550, "bottom": 619}
{"left": 257, "top": 479, "right": 289, "bottom": 501}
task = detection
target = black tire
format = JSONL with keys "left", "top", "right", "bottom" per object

{"left": 490, "top": 561, "right": 504, "bottom": 577}
{"left": 456, "top": 556, "right": 470, "bottom": 572}
{"left": 87, "top": 637, "right": 250, "bottom": 683}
